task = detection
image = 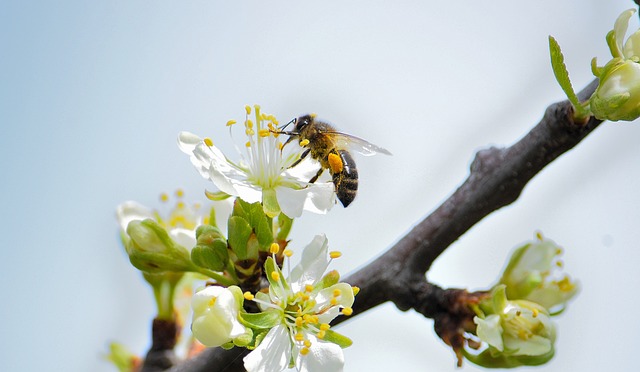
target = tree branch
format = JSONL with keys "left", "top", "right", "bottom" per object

{"left": 164, "top": 79, "right": 602, "bottom": 371}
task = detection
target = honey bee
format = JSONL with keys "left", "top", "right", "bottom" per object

{"left": 279, "top": 114, "right": 391, "bottom": 207}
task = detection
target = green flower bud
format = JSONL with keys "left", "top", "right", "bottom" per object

{"left": 590, "top": 58, "right": 640, "bottom": 121}
{"left": 125, "top": 219, "right": 193, "bottom": 273}
{"left": 191, "top": 225, "right": 229, "bottom": 272}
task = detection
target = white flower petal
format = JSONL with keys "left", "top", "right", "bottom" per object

{"left": 295, "top": 336, "right": 345, "bottom": 372}
{"left": 614, "top": 9, "right": 636, "bottom": 56}
{"left": 313, "top": 283, "right": 355, "bottom": 322}
{"left": 474, "top": 315, "right": 504, "bottom": 351}
{"left": 244, "top": 325, "right": 291, "bottom": 372}
{"left": 504, "top": 334, "right": 552, "bottom": 356}
{"left": 116, "top": 201, "right": 154, "bottom": 231}
{"left": 169, "top": 228, "right": 197, "bottom": 250}
{"left": 276, "top": 185, "right": 311, "bottom": 218}
{"left": 289, "top": 235, "right": 330, "bottom": 290}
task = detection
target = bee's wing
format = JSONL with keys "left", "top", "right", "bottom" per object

{"left": 328, "top": 131, "right": 392, "bottom": 156}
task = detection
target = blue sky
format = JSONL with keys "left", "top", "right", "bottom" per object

{"left": 1, "top": 1, "right": 638, "bottom": 371}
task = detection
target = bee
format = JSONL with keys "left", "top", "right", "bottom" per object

{"left": 279, "top": 114, "right": 391, "bottom": 207}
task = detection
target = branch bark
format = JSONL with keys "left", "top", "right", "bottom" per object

{"left": 164, "top": 79, "right": 602, "bottom": 372}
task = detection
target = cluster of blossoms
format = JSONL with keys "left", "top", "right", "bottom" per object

{"left": 113, "top": 106, "right": 355, "bottom": 372}
{"left": 110, "top": 104, "right": 582, "bottom": 371}
{"left": 463, "top": 233, "right": 579, "bottom": 368}
{"left": 551, "top": 8, "right": 640, "bottom": 122}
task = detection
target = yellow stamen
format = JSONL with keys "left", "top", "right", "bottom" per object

{"left": 536, "top": 231, "right": 543, "bottom": 241}
{"left": 160, "top": 193, "right": 169, "bottom": 202}
{"left": 245, "top": 105, "right": 251, "bottom": 115}
{"left": 330, "top": 298, "right": 338, "bottom": 306}
{"left": 333, "top": 289, "right": 341, "bottom": 297}
{"left": 243, "top": 292, "right": 254, "bottom": 301}
{"left": 300, "top": 139, "right": 310, "bottom": 147}
{"left": 245, "top": 141, "right": 251, "bottom": 148}
{"left": 316, "top": 330, "right": 326, "bottom": 339}
{"left": 258, "top": 129, "right": 270, "bottom": 137}
{"left": 271, "top": 271, "right": 280, "bottom": 281}
{"left": 294, "top": 333, "right": 304, "bottom": 342}
{"left": 300, "top": 347, "right": 310, "bottom": 356}
{"left": 176, "top": 201, "right": 185, "bottom": 209}
{"left": 204, "top": 137, "right": 214, "bottom": 147}
{"left": 277, "top": 142, "right": 284, "bottom": 150}
{"left": 329, "top": 251, "right": 342, "bottom": 259}
{"left": 319, "top": 323, "right": 330, "bottom": 331}
{"left": 328, "top": 152, "right": 343, "bottom": 174}
{"left": 305, "top": 284, "right": 314, "bottom": 292}
{"left": 532, "top": 308, "right": 539, "bottom": 318}
{"left": 284, "top": 249, "right": 293, "bottom": 257}
{"left": 295, "top": 317, "right": 303, "bottom": 327}
{"left": 254, "top": 104, "right": 261, "bottom": 112}
{"left": 226, "top": 119, "right": 237, "bottom": 126}
{"left": 304, "top": 339, "right": 312, "bottom": 348}
{"left": 208, "top": 298, "right": 216, "bottom": 306}
{"left": 352, "top": 286, "right": 360, "bottom": 295}
{"left": 342, "top": 307, "right": 353, "bottom": 316}
{"left": 269, "top": 243, "right": 280, "bottom": 254}
{"left": 245, "top": 119, "right": 254, "bottom": 129}
{"left": 245, "top": 128, "right": 255, "bottom": 136}
{"left": 175, "top": 189, "right": 184, "bottom": 198}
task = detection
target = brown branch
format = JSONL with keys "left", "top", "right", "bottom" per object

{"left": 163, "top": 79, "right": 602, "bottom": 371}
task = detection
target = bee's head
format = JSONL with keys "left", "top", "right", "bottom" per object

{"left": 294, "top": 114, "right": 314, "bottom": 131}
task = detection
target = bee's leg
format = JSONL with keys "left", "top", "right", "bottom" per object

{"left": 309, "top": 168, "right": 324, "bottom": 183}
{"left": 290, "top": 148, "right": 310, "bottom": 168}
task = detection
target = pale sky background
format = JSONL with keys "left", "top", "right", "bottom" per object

{"left": 2, "top": 1, "right": 639, "bottom": 371}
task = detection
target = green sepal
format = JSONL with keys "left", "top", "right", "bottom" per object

{"left": 228, "top": 216, "right": 253, "bottom": 260}
{"left": 205, "top": 189, "right": 232, "bottom": 201}
{"left": 590, "top": 91, "right": 631, "bottom": 119}
{"left": 239, "top": 310, "right": 282, "bottom": 329}
{"left": 246, "top": 201, "right": 274, "bottom": 250}
{"left": 219, "top": 341, "right": 235, "bottom": 350}
{"left": 318, "top": 270, "right": 340, "bottom": 290}
{"left": 233, "top": 328, "right": 254, "bottom": 347}
{"left": 463, "top": 346, "right": 555, "bottom": 368}
{"left": 262, "top": 188, "right": 281, "bottom": 218}
{"left": 264, "top": 257, "right": 289, "bottom": 291}
{"left": 104, "top": 342, "right": 138, "bottom": 372}
{"left": 191, "top": 225, "right": 229, "bottom": 272}
{"left": 323, "top": 330, "right": 353, "bottom": 348}
{"left": 548, "top": 36, "right": 589, "bottom": 119}
{"left": 248, "top": 329, "right": 270, "bottom": 350}
{"left": 275, "top": 213, "right": 294, "bottom": 241}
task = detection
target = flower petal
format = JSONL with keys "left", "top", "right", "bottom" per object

{"left": 169, "top": 227, "right": 197, "bottom": 251}
{"left": 289, "top": 235, "right": 330, "bottom": 290}
{"left": 243, "top": 325, "right": 291, "bottom": 372}
{"left": 116, "top": 201, "right": 154, "bottom": 231}
{"left": 474, "top": 315, "right": 504, "bottom": 351}
{"left": 295, "top": 336, "right": 345, "bottom": 372}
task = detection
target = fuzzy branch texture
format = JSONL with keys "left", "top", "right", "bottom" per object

{"left": 161, "top": 79, "right": 602, "bottom": 372}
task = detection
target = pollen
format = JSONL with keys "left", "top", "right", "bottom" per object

{"left": 243, "top": 292, "right": 254, "bottom": 301}
{"left": 328, "top": 152, "right": 344, "bottom": 174}
{"left": 319, "top": 323, "right": 330, "bottom": 331}
{"left": 283, "top": 249, "right": 293, "bottom": 257}
{"left": 295, "top": 316, "right": 303, "bottom": 327}
{"left": 245, "top": 141, "right": 251, "bottom": 148}
{"left": 310, "top": 113, "right": 318, "bottom": 118}
{"left": 300, "top": 139, "right": 310, "bottom": 147}
{"left": 316, "top": 330, "right": 326, "bottom": 339}
{"left": 160, "top": 193, "right": 169, "bottom": 202}
{"left": 304, "top": 339, "right": 312, "bottom": 348}
{"left": 532, "top": 308, "right": 539, "bottom": 318}
{"left": 208, "top": 297, "right": 217, "bottom": 307}
{"left": 226, "top": 119, "right": 237, "bottom": 127}
{"left": 329, "top": 251, "right": 342, "bottom": 259}
{"left": 294, "top": 333, "right": 304, "bottom": 342}
{"left": 258, "top": 129, "right": 270, "bottom": 137}
{"left": 341, "top": 307, "right": 353, "bottom": 316}
{"left": 300, "top": 347, "right": 310, "bottom": 356}
{"left": 352, "top": 286, "right": 360, "bottom": 295}
{"left": 305, "top": 284, "right": 314, "bottom": 292}
{"left": 330, "top": 298, "right": 338, "bottom": 306}
{"left": 271, "top": 271, "right": 280, "bottom": 282}
{"left": 245, "top": 105, "right": 252, "bottom": 115}
{"left": 332, "top": 289, "right": 341, "bottom": 297}
{"left": 269, "top": 243, "right": 280, "bottom": 254}
{"left": 245, "top": 128, "right": 255, "bottom": 136}
{"left": 204, "top": 137, "right": 214, "bottom": 147}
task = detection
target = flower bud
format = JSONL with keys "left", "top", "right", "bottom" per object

{"left": 191, "top": 285, "right": 246, "bottom": 347}
{"left": 124, "top": 219, "right": 193, "bottom": 273}
{"left": 590, "top": 58, "right": 640, "bottom": 121}
{"left": 499, "top": 234, "right": 578, "bottom": 313}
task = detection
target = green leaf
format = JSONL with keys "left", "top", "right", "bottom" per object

{"left": 323, "top": 330, "right": 353, "bottom": 348}
{"left": 239, "top": 310, "right": 282, "bottom": 329}
{"left": 247, "top": 202, "right": 274, "bottom": 250}
{"left": 463, "top": 346, "right": 555, "bottom": 368}
{"left": 205, "top": 189, "right": 232, "bottom": 201}
{"left": 549, "top": 36, "right": 581, "bottom": 108}
{"left": 228, "top": 216, "right": 252, "bottom": 259}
